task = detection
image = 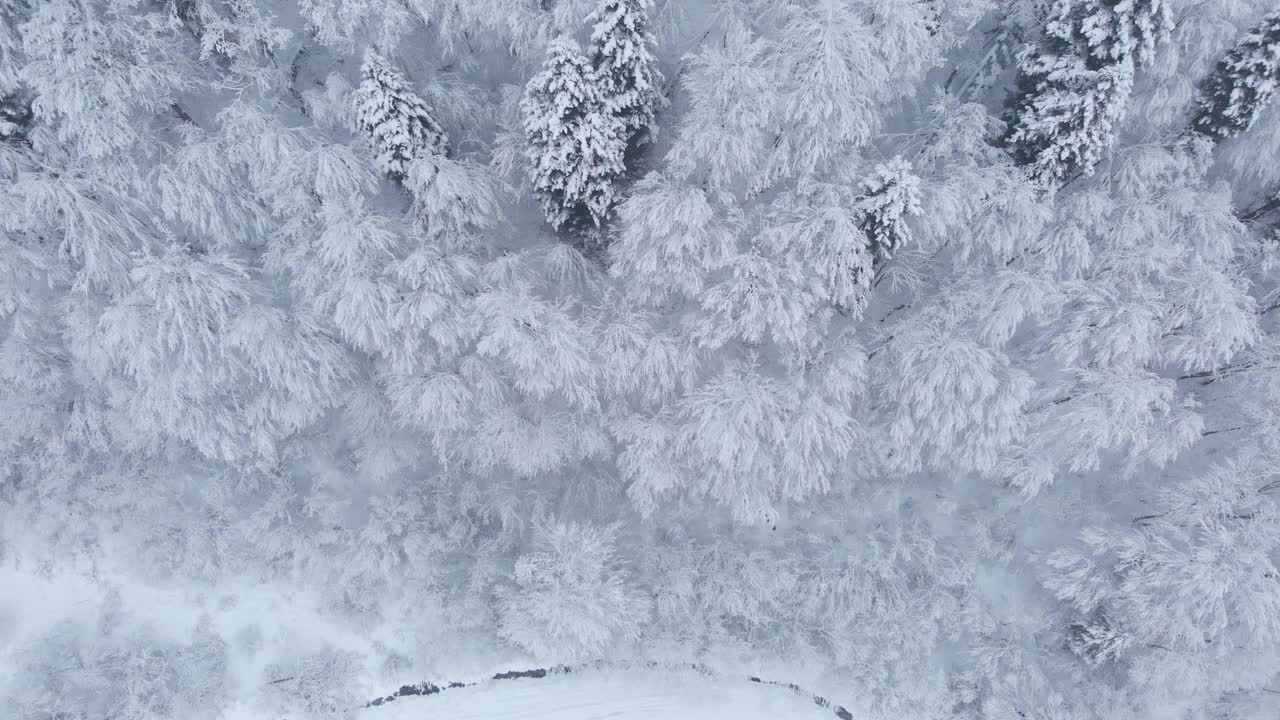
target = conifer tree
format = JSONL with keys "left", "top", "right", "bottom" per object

{"left": 0, "top": 90, "right": 31, "bottom": 145}
{"left": 354, "top": 49, "right": 449, "bottom": 183}
{"left": 1190, "top": 12, "right": 1280, "bottom": 142}
{"left": 0, "top": 0, "right": 25, "bottom": 104}
{"left": 1002, "top": 0, "right": 1171, "bottom": 186}
{"left": 859, "top": 158, "right": 923, "bottom": 264}
{"left": 522, "top": 37, "right": 625, "bottom": 231}
{"left": 586, "top": 0, "right": 665, "bottom": 153}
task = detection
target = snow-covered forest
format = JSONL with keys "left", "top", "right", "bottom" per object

{"left": 2, "top": 0, "right": 1280, "bottom": 718}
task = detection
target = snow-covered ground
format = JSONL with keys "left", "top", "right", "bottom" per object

{"left": 361, "top": 668, "right": 836, "bottom": 720}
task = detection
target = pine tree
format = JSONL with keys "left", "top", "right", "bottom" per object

{"left": 1002, "top": 0, "right": 1172, "bottom": 186}
{"left": 858, "top": 157, "right": 923, "bottom": 264}
{"left": 522, "top": 37, "right": 625, "bottom": 231}
{"left": 586, "top": 0, "right": 665, "bottom": 153}
{"left": 354, "top": 49, "right": 449, "bottom": 183}
{"left": 0, "top": 89, "right": 31, "bottom": 145}
{"left": 1190, "top": 12, "right": 1280, "bottom": 142}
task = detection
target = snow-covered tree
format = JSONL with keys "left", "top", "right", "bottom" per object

{"left": 1045, "top": 451, "right": 1280, "bottom": 708}
{"left": 770, "top": 0, "right": 937, "bottom": 180}
{"left": 0, "top": 90, "right": 31, "bottom": 144}
{"left": 497, "top": 521, "right": 650, "bottom": 660}
{"left": 996, "top": 144, "right": 1257, "bottom": 497}
{"left": 263, "top": 648, "right": 363, "bottom": 720}
{"left": 0, "top": 0, "right": 28, "bottom": 145}
{"left": 586, "top": 0, "right": 665, "bottom": 152}
{"left": 662, "top": 22, "right": 778, "bottom": 190}
{"left": 297, "top": 0, "right": 417, "bottom": 52}
{"left": 8, "top": 616, "right": 228, "bottom": 720}
{"left": 354, "top": 49, "right": 449, "bottom": 183}
{"left": 19, "top": 0, "right": 196, "bottom": 158}
{"left": 1190, "top": 11, "right": 1280, "bottom": 142}
{"left": 523, "top": 37, "right": 625, "bottom": 231}
{"left": 1003, "top": 0, "right": 1172, "bottom": 186}
{"left": 858, "top": 157, "right": 923, "bottom": 264}
{"left": 0, "top": 0, "right": 29, "bottom": 112}
{"left": 170, "top": 0, "right": 291, "bottom": 89}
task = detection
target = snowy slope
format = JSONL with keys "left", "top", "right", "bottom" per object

{"left": 361, "top": 668, "right": 837, "bottom": 720}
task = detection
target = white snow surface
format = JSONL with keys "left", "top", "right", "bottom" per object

{"left": 362, "top": 668, "right": 834, "bottom": 720}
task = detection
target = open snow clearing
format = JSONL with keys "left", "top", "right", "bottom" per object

{"left": 362, "top": 667, "right": 839, "bottom": 720}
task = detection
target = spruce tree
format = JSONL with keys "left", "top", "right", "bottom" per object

{"left": 1, "top": 0, "right": 30, "bottom": 146}
{"left": 0, "top": 90, "right": 31, "bottom": 145}
{"left": 586, "top": 0, "right": 664, "bottom": 153}
{"left": 1002, "top": 0, "right": 1171, "bottom": 186}
{"left": 522, "top": 37, "right": 625, "bottom": 231}
{"left": 1190, "top": 12, "right": 1280, "bottom": 142}
{"left": 354, "top": 49, "right": 449, "bottom": 183}
{"left": 859, "top": 158, "right": 923, "bottom": 264}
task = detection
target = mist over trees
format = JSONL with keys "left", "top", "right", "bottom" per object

{"left": 2, "top": 1, "right": 1280, "bottom": 719}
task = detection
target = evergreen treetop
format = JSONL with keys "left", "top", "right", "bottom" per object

{"left": 587, "top": 0, "right": 665, "bottom": 150}
{"left": 354, "top": 49, "right": 449, "bottom": 182}
{"left": 1191, "top": 12, "right": 1280, "bottom": 142}
{"left": 1002, "top": 0, "right": 1172, "bottom": 187}
{"left": 522, "top": 37, "right": 626, "bottom": 231}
